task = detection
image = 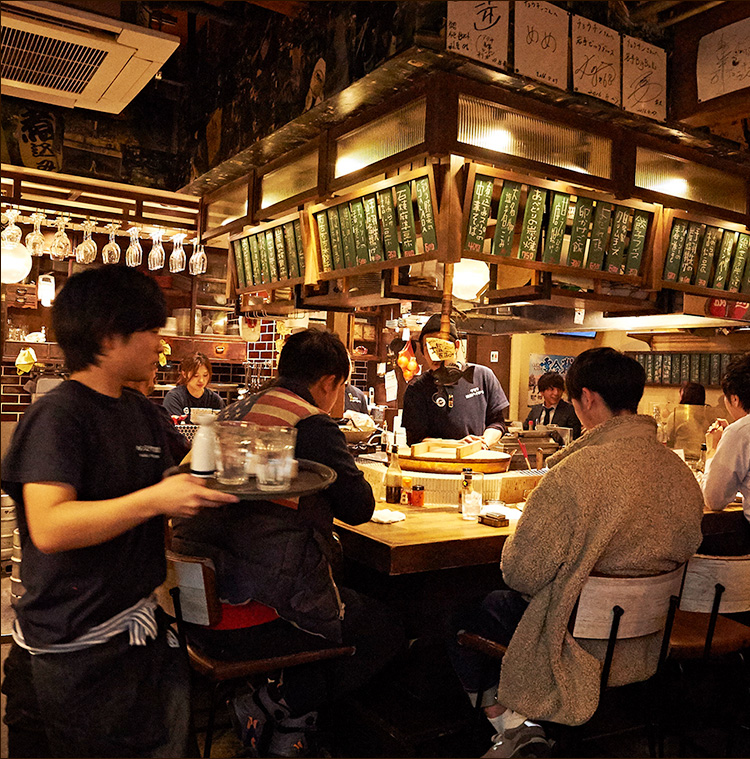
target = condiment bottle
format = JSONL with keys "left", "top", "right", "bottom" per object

{"left": 461, "top": 468, "right": 482, "bottom": 521}
{"left": 400, "top": 476, "right": 412, "bottom": 506}
{"left": 190, "top": 414, "right": 217, "bottom": 477}
{"left": 384, "top": 445, "right": 402, "bottom": 504}
{"left": 411, "top": 484, "right": 425, "bottom": 508}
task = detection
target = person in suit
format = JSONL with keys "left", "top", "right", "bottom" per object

{"left": 524, "top": 371, "right": 582, "bottom": 439}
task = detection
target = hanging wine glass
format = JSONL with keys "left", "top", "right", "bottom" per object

{"left": 2, "top": 208, "right": 23, "bottom": 245}
{"left": 102, "top": 223, "right": 121, "bottom": 264}
{"left": 188, "top": 238, "right": 201, "bottom": 274}
{"left": 169, "top": 232, "right": 187, "bottom": 273}
{"left": 24, "top": 212, "right": 46, "bottom": 256}
{"left": 195, "top": 244, "right": 208, "bottom": 275}
{"left": 75, "top": 220, "right": 97, "bottom": 264}
{"left": 125, "top": 227, "right": 142, "bottom": 267}
{"left": 49, "top": 216, "right": 72, "bottom": 261}
{"left": 148, "top": 229, "right": 165, "bottom": 271}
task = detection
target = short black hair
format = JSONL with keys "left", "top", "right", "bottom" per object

{"left": 277, "top": 328, "right": 350, "bottom": 385}
{"left": 679, "top": 381, "right": 705, "bottom": 405}
{"left": 721, "top": 353, "right": 750, "bottom": 411}
{"left": 52, "top": 266, "right": 166, "bottom": 372}
{"left": 537, "top": 372, "right": 565, "bottom": 393}
{"left": 566, "top": 347, "right": 645, "bottom": 414}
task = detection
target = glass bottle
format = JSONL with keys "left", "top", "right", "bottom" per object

{"left": 461, "top": 468, "right": 482, "bottom": 520}
{"left": 400, "top": 476, "right": 412, "bottom": 506}
{"left": 190, "top": 414, "right": 217, "bottom": 477}
{"left": 384, "top": 445, "right": 402, "bottom": 504}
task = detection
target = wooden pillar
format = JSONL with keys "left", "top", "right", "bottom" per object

{"left": 327, "top": 311, "right": 350, "bottom": 419}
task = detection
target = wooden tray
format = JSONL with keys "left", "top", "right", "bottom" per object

{"left": 398, "top": 440, "right": 512, "bottom": 474}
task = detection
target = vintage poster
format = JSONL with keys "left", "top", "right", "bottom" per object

{"left": 528, "top": 353, "right": 576, "bottom": 404}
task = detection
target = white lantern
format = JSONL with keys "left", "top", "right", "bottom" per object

{"left": 1, "top": 239, "right": 33, "bottom": 284}
{"left": 452, "top": 259, "right": 490, "bottom": 301}
{"left": 38, "top": 273, "right": 56, "bottom": 307}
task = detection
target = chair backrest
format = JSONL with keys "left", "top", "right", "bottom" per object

{"left": 679, "top": 554, "right": 750, "bottom": 615}
{"left": 571, "top": 565, "right": 685, "bottom": 640}
{"left": 164, "top": 550, "right": 223, "bottom": 627}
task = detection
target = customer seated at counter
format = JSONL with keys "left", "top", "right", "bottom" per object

{"left": 703, "top": 353, "right": 750, "bottom": 524}
{"left": 448, "top": 347, "right": 704, "bottom": 758}
{"left": 172, "top": 328, "right": 404, "bottom": 757}
{"left": 523, "top": 371, "right": 582, "bottom": 439}
{"left": 664, "top": 381, "right": 711, "bottom": 461}
{"left": 402, "top": 314, "right": 509, "bottom": 447}
{"left": 162, "top": 351, "right": 224, "bottom": 421}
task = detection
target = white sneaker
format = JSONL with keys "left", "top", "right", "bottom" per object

{"left": 481, "top": 721, "right": 552, "bottom": 758}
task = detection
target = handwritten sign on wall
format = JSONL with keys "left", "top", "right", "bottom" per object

{"left": 572, "top": 15, "right": 621, "bottom": 106}
{"left": 447, "top": 1, "right": 509, "bottom": 69}
{"left": 697, "top": 17, "right": 750, "bottom": 102}
{"left": 514, "top": 1, "right": 569, "bottom": 88}
{"left": 623, "top": 36, "right": 666, "bottom": 121}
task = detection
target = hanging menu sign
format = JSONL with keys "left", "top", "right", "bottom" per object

{"left": 492, "top": 180, "right": 521, "bottom": 257}
{"left": 264, "top": 230, "right": 279, "bottom": 281}
{"left": 466, "top": 174, "right": 495, "bottom": 254}
{"left": 315, "top": 211, "right": 333, "bottom": 272}
{"left": 414, "top": 176, "right": 438, "bottom": 254}
{"left": 283, "top": 223, "right": 299, "bottom": 278}
{"left": 694, "top": 226, "right": 721, "bottom": 288}
{"left": 232, "top": 240, "right": 246, "bottom": 289}
{"left": 249, "top": 235, "right": 263, "bottom": 284}
{"left": 517, "top": 187, "right": 547, "bottom": 260}
{"left": 337, "top": 204, "right": 357, "bottom": 268}
{"left": 326, "top": 207, "right": 345, "bottom": 269}
{"left": 446, "top": 0, "right": 509, "bottom": 69}
{"left": 377, "top": 188, "right": 400, "bottom": 260}
{"left": 662, "top": 219, "right": 689, "bottom": 282}
{"left": 541, "top": 191, "right": 570, "bottom": 264}
{"left": 293, "top": 219, "right": 305, "bottom": 276}
{"left": 255, "top": 233, "right": 268, "bottom": 283}
{"left": 677, "top": 222, "right": 705, "bottom": 285}
{"left": 712, "top": 230, "right": 737, "bottom": 289}
{"left": 624, "top": 210, "right": 650, "bottom": 277}
{"left": 514, "top": 1, "right": 569, "bottom": 88}
{"left": 240, "top": 237, "right": 255, "bottom": 286}
{"left": 349, "top": 199, "right": 370, "bottom": 266}
{"left": 572, "top": 15, "right": 621, "bottom": 106}
{"left": 586, "top": 201, "right": 613, "bottom": 270}
{"left": 272, "top": 226, "right": 288, "bottom": 280}
{"left": 742, "top": 235, "right": 750, "bottom": 295}
{"left": 622, "top": 35, "right": 667, "bottom": 121}
{"left": 605, "top": 206, "right": 631, "bottom": 274}
{"left": 567, "top": 196, "right": 594, "bottom": 268}
{"left": 728, "top": 233, "right": 749, "bottom": 293}
{"left": 362, "top": 194, "right": 384, "bottom": 263}
{"left": 395, "top": 183, "right": 417, "bottom": 257}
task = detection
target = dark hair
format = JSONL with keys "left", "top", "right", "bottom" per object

{"left": 537, "top": 372, "right": 565, "bottom": 393}
{"left": 177, "top": 352, "right": 212, "bottom": 385}
{"left": 278, "top": 328, "right": 350, "bottom": 385}
{"left": 52, "top": 266, "right": 166, "bottom": 372}
{"left": 721, "top": 353, "right": 750, "bottom": 411}
{"left": 679, "top": 381, "right": 705, "bottom": 405}
{"left": 566, "top": 347, "right": 645, "bottom": 414}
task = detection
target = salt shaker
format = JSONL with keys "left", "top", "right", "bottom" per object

{"left": 190, "top": 413, "right": 217, "bottom": 477}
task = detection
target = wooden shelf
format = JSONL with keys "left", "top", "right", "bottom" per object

{"left": 661, "top": 281, "right": 750, "bottom": 304}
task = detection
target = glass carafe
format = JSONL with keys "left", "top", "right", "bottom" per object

{"left": 49, "top": 217, "right": 72, "bottom": 261}
{"left": 148, "top": 229, "right": 165, "bottom": 271}
{"left": 102, "top": 224, "right": 121, "bottom": 264}
{"left": 125, "top": 227, "right": 143, "bottom": 267}
{"left": 24, "top": 213, "right": 46, "bottom": 256}
{"left": 169, "top": 232, "right": 187, "bottom": 273}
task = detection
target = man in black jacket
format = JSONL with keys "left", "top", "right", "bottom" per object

{"left": 524, "top": 372, "right": 582, "bottom": 439}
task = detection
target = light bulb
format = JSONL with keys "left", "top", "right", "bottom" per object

{"left": 1, "top": 239, "right": 33, "bottom": 284}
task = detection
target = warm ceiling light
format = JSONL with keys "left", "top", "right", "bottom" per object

{"left": 652, "top": 177, "right": 689, "bottom": 196}
{"left": 453, "top": 259, "right": 490, "bottom": 301}
{"left": 334, "top": 155, "right": 368, "bottom": 178}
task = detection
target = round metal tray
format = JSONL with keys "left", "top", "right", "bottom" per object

{"left": 175, "top": 459, "right": 337, "bottom": 499}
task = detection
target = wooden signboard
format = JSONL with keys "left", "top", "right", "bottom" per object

{"left": 622, "top": 35, "right": 667, "bottom": 121}
{"left": 293, "top": 219, "right": 305, "bottom": 276}
{"left": 567, "top": 196, "right": 594, "bottom": 268}
{"left": 283, "top": 223, "right": 299, "bottom": 279}
{"left": 492, "top": 180, "right": 522, "bottom": 257}
{"left": 542, "top": 191, "right": 570, "bottom": 264}
{"left": 414, "top": 176, "right": 438, "bottom": 253}
{"left": 395, "top": 183, "right": 418, "bottom": 257}
{"left": 316, "top": 211, "right": 333, "bottom": 272}
{"left": 694, "top": 226, "right": 722, "bottom": 288}
{"left": 327, "top": 207, "right": 345, "bottom": 270}
{"left": 712, "top": 230, "right": 737, "bottom": 290}
{"left": 447, "top": 0, "right": 509, "bottom": 70}
{"left": 249, "top": 235, "right": 263, "bottom": 284}
{"left": 273, "top": 226, "right": 288, "bottom": 280}
{"left": 677, "top": 222, "right": 705, "bottom": 285}
{"left": 586, "top": 201, "right": 613, "bottom": 270}
{"left": 662, "top": 219, "right": 689, "bottom": 282}
{"left": 624, "top": 210, "right": 650, "bottom": 277}
{"left": 517, "top": 187, "right": 547, "bottom": 260}
{"left": 362, "top": 194, "right": 384, "bottom": 263}
{"left": 337, "top": 204, "right": 357, "bottom": 268}
{"left": 232, "top": 240, "right": 246, "bottom": 289}
{"left": 349, "top": 199, "right": 370, "bottom": 266}
{"left": 728, "top": 232, "right": 749, "bottom": 293}
{"left": 514, "top": 1, "right": 569, "bottom": 88}
{"left": 264, "top": 230, "right": 279, "bottom": 281}
{"left": 377, "top": 188, "right": 400, "bottom": 260}
{"left": 572, "top": 15, "right": 621, "bottom": 106}
{"left": 605, "top": 205, "right": 631, "bottom": 274}
{"left": 466, "top": 174, "right": 495, "bottom": 254}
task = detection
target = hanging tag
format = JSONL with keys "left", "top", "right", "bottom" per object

{"left": 425, "top": 336, "right": 457, "bottom": 362}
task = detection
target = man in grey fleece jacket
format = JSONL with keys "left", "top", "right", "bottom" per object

{"left": 448, "top": 348, "right": 704, "bottom": 758}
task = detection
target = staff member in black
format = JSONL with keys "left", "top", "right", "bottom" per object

{"left": 402, "top": 315, "right": 509, "bottom": 447}
{"left": 524, "top": 371, "right": 582, "bottom": 439}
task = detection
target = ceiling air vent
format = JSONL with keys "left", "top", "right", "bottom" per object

{"left": 1, "top": 1, "right": 179, "bottom": 113}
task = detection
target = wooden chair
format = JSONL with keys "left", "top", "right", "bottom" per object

{"left": 457, "top": 566, "right": 685, "bottom": 758}
{"left": 666, "top": 554, "right": 750, "bottom": 756}
{"left": 162, "top": 550, "right": 355, "bottom": 758}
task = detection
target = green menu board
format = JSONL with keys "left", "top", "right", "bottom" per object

{"left": 293, "top": 219, "right": 305, "bottom": 276}
{"left": 677, "top": 222, "right": 705, "bottom": 285}
{"left": 283, "top": 223, "right": 299, "bottom": 278}
{"left": 414, "top": 176, "right": 438, "bottom": 253}
{"left": 653, "top": 353, "right": 663, "bottom": 384}
{"left": 663, "top": 219, "right": 689, "bottom": 282}
{"left": 699, "top": 353, "right": 711, "bottom": 386}
{"left": 394, "top": 183, "right": 417, "bottom": 257}
{"left": 363, "top": 194, "right": 384, "bottom": 263}
{"left": 326, "top": 207, "right": 345, "bottom": 270}
{"left": 377, "top": 188, "right": 400, "bottom": 260}
{"left": 232, "top": 240, "right": 246, "bottom": 289}
{"left": 644, "top": 352, "right": 654, "bottom": 383}
{"left": 465, "top": 174, "right": 494, "bottom": 254}
{"left": 661, "top": 353, "right": 672, "bottom": 384}
{"left": 709, "top": 354, "right": 721, "bottom": 385}
{"left": 670, "top": 352, "right": 681, "bottom": 385}
{"left": 264, "top": 230, "right": 279, "bottom": 281}
{"left": 249, "top": 235, "right": 263, "bottom": 284}
{"left": 694, "top": 226, "right": 721, "bottom": 288}
{"left": 517, "top": 187, "right": 547, "bottom": 260}
{"left": 567, "top": 197, "right": 594, "bottom": 268}
{"left": 728, "top": 232, "right": 749, "bottom": 292}
{"left": 492, "top": 180, "right": 522, "bottom": 257}
{"left": 712, "top": 230, "right": 737, "bottom": 289}
{"left": 337, "top": 204, "right": 357, "bottom": 268}
{"left": 605, "top": 206, "right": 631, "bottom": 274}
{"left": 625, "top": 210, "right": 650, "bottom": 277}
{"left": 349, "top": 199, "right": 369, "bottom": 266}
{"left": 689, "top": 353, "right": 701, "bottom": 383}
{"left": 272, "top": 226, "right": 288, "bottom": 280}
{"left": 256, "top": 233, "right": 269, "bottom": 284}
{"left": 542, "top": 192, "right": 570, "bottom": 264}
{"left": 240, "top": 237, "right": 254, "bottom": 286}
{"left": 680, "top": 353, "right": 691, "bottom": 383}
{"left": 315, "top": 211, "right": 333, "bottom": 272}
{"left": 742, "top": 235, "right": 750, "bottom": 295}
{"left": 587, "top": 201, "right": 613, "bottom": 270}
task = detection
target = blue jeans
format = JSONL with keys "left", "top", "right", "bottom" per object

{"left": 447, "top": 589, "right": 529, "bottom": 697}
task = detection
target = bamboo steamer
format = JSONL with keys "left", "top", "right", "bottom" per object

{"left": 398, "top": 439, "right": 512, "bottom": 474}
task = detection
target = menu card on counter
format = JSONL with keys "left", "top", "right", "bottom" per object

{"left": 447, "top": 0, "right": 509, "bottom": 69}
{"left": 542, "top": 191, "right": 570, "bottom": 264}
{"left": 662, "top": 219, "right": 689, "bottom": 282}
{"left": 605, "top": 205, "right": 631, "bottom": 274}
{"left": 377, "top": 188, "right": 400, "bottom": 260}
{"left": 567, "top": 196, "right": 594, "bottom": 268}
{"left": 492, "top": 180, "right": 522, "bottom": 257}
{"left": 677, "top": 222, "right": 706, "bottom": 285}
{"left": 514, "top": 1, "right": 569, "bottom": 88}
{"left": 517, "top": 187, "right": 547, "bottom": 260}
{"left": 712, "top": 230, "right": 737, "bottom": 289}
{"left": 414, "top": 176, "right": 438, "bottom": 254}
{"left": 572, "top": 15, "right": 621, "bottom": 106}
{"left": 728, "top": 233, "right": 749, "bottom": 293}
{"left": 586, "top": 201, "right": 613, "bottom": 270}
{"left": 395, "top": 183, "right": 417, "bottom": 257}
{"left": 622, "top": 35, "right": 667, "bottom": 121}
{"left": 694, "top": 226, "right": 721, "bottom": 288}
{"left": 625, "top": 210, "right": 650, "bottom": 277}
{"left": 466, "top": 174, "right": 495, "bottom": 254}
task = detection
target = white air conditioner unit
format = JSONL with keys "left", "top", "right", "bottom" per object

{"left": 1, "top": 1, "right": 179, "bottom": 114}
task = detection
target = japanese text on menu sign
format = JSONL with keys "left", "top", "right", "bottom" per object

{"left": 514, "top": 1, "right": 569, "bottom": 88}
{"left": 572, "top": 15, "right": 621, "bottom": 106}
{"left": 623, "top": 36, "right": 666, "bottom": 121}
{"left": 447, "top": 1, "right": 509, "bottom": 69}
{"left": 697, "top": 17, "right": 750, "bottom": 102}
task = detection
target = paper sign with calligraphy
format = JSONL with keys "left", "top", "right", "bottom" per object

{"left": 572, "top": 15, "right": 621, "bottom": 106}
{"left": 697, "top": 17, "right": 750, "bottom": 102}
{"left": 514, "top": 1, "right": 569, "bottom": 88}
{"left": 622, "top": 36, "right": 666, "bottom": 121}
{"left": 14, "top": 107, "right": 62, "bottom": 172}
{"left": 447, "top": 1, "right": 509, "bottom": 70}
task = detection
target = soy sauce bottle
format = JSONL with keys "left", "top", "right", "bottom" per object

{"left": 384, "top": 445, "right": 403, "bottom": 504}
